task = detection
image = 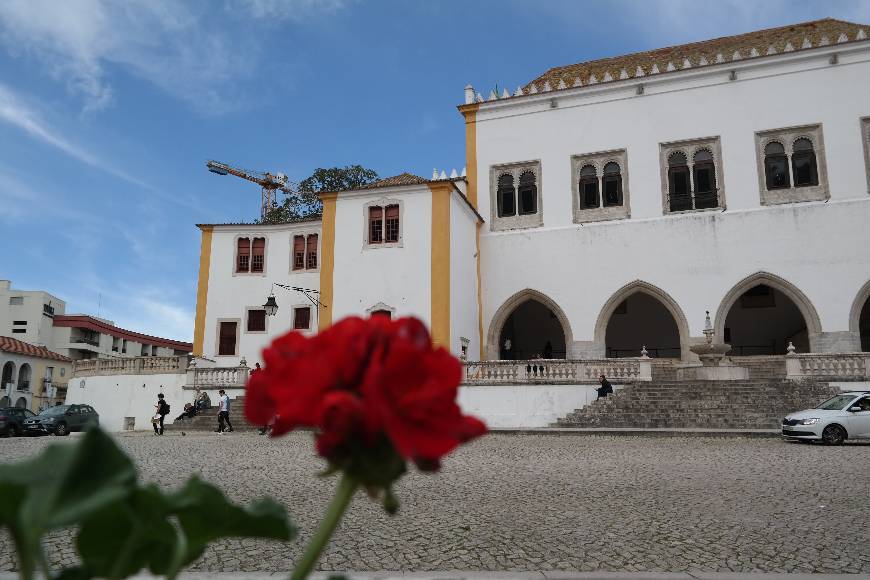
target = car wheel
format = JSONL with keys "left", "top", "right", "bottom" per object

{"left": 821, "top": 424, "right": 846, "bottom": 446}
{"left": 54, "top": 423, "right": 69, "bottom": 437}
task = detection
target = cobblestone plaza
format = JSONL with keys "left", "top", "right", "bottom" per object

{"left": 1, "top": 433, "right": 868, "bottom": 575}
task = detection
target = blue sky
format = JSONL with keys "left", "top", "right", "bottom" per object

{"left": 1, "top": 0, "right": 868, "bottom": 342}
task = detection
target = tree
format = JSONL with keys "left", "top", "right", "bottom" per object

{"left": 261, "top": 165, "right": 379, "bottom": 224}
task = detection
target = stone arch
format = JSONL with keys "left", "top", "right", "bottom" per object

{"left": 17, "top": 363, "right": 32, "bottom": 390}
{"left": 15, "top": 397, "right": 27, "bottom": 409}
{"left": 486, "top": 289, "right": 573, "bottom": 360}
{"left": 713, "top": 272, "right": 822, "bottom": 351}
{"left": 849, "top": 279, "right": 870, "bottom": 351}
{"left": 593, "top": 280, "right": 692, "bottom": 359}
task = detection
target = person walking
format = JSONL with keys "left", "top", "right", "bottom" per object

{"left": 596, "top": 374, "right": 614, "bottom": 400}
{"left": 216, "top": 389, "right": 233, "bottom": 433}
{"left": 153, "top": 393, "right": 170, "bottom": 435}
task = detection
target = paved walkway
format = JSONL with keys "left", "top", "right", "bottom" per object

{"left": 1, "top": 433, "right": 868, "bottom": 575}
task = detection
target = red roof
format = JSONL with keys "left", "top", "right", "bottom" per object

{"left": 52, "top": 315, "right": 192, "bottom": 351}
{"left": 0, "top": 337, "right": 71, "bottom": 362}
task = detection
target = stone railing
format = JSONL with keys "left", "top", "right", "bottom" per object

{"left": 188, "top": 367, "right": 250, "bottom": 389}
{"left": 72, "top": 356, "right": 188, "bottom": 377}
{"left": 786, "top": 352, "right": 870, "bottom": 380}
{"left": 462, "top": 358, "right": 651, "bottom": 386}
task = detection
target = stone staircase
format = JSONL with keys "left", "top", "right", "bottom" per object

{"left": 169, "top": 396, "right": 261, "bottom": 432}
{"left": 555, "top": 379, "right": 840, "bottom": 429}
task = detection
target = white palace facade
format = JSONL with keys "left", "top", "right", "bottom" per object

{"left": 193, "top": 19, "right": 870, "bottom": 368}
{"left": 71, "top": 19, "right": 870, "bottom": 432}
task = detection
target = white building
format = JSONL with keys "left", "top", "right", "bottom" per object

{"left": 194, "top": 19, "right": 870, "bottom": 368}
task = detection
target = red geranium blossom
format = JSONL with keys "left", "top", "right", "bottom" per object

{"left": 245, "top": 316, "right": 486, "bottom": 474}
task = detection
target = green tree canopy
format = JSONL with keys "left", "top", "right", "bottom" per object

{"left": 261, "top": 165, "right": 379, "bottom": 224}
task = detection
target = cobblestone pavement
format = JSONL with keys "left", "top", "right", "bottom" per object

{"left": 1, "top": 433, "right": 868, "bottom": 574}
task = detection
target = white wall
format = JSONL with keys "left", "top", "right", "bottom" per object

{"left": 203, "top": 223, "right": 321, "bottom": 366}
{"left": 475, "top": 50, "right": 870, "bottom": 356}
{"left": 458, "top": 384, "right": 620, "bottom": 428}
{"left": 63, "top": 372, "right": 244, "bottom": 432}
{"left": 331, "top": 187, "right": 432, "bottom": 325}
{"left": 0, "top": 283, "right": 65, "bottom": 347}
{"left": 450, "top": 194, "right": 481, "bottom": 360}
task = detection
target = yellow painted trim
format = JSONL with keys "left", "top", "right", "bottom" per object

{"left": 463, "top": 105, "right": 479, "bottom": 208}
{"left": 428, "top": 182, "right": 452, "bottom": 348}
{"left": 318, "top": 193, "right": 338, "bottom": 331}
{"left": 193, "top": 226, "right": 213, "bottom": 356}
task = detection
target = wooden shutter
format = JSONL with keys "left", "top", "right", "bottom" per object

{"left": 247, "top": 310, "right": 266, "bottom": 332}
{"left": 251, "top": 237, "right": 265, "bottom": 272}
{"left": 306, "top": 234, "right": 318, "bottom": 269}
{"left": 294, "top": 307, "right": 311, "bottom": 329}
{"left": 218, "top": 321, "right": 237, "bottom": 355}
{"left": 293, "top": 235, "right": 305, "bottom": 270}
{"left": 237, "top": 238, "right": 250, "bottom": 272}
{"left": 384, "top": 205, "right": 399, "bottom": 243}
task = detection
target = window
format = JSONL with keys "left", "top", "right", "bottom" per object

{"left": 764, "top": 142, "right": 790, "bottom": 189}
{"left": 371, "top": 309, "right": 392, "bottom": 319}
{"left": 12, "top": 329, "right": 25, "bottom": 334}
{"left": 365, "top": 200, "right": 403, "bottom": 247}
{"left": 572, "top": 150, "right": 630, "bottom": 223}
{"left": 293, "top": 235, "right": 305, "bottom": 270}
{"left": 293, "top": 307, "right": 311, "bottom": 330}
{"left": 236, "top": 237, "right": 266, "bottom": 273}
{"left": 578, "top": 165, "right": 599, "bottom": 209}
{"left": 9, "top": 296, "right": 23, "bottom": 305}
{"left": 755, "top": 125, "right": 828, "bottom": 205}
{"left": 306, "top": 234, "right": 318, "bottom": 269}
{"left": 489, "top": 161, "right": 543, "bottom": 231}
{"left": 247, "top": 309, "right": 266, "bottom": 332}
{"left": 13, "top": 321, "right": 26, "bottom": 325}
{"left": 791, "top": 138, "right": 818, "bottom": 187}
{"left": 369, "top": 206, "right": 383, "bottom": 243}
{"left": 660, "top": 137, "right": 724, "bottom": 213}
{"left": 863, "top": 117, "right": 870, "bottom": 193}
{"left": 218, "top": 321, "right": 238, "bottom": 356}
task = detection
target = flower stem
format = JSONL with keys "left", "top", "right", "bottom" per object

{"left": 290, "top": 472, "right": 359, "bottom": 580}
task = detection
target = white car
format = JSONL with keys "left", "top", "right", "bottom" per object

{"left": 782, "top": 392, "right": 870, "bottom": 445}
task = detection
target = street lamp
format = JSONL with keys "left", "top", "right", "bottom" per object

{"left": 263, "top": 283, "right": 325, "bottom": 317}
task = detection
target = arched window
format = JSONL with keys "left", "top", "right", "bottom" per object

{"left": 496, "top": 173, "right": 515, "bottom": 217}
{"left": 791, "top": 137, "right": 818, "bottom": 187}
{"left": 578, "top": 165, "right": 598, "bottom": 209}
{"left": 667, "top": 152, "right": 691, "bottom": 211}
{"left": 692, "top": 149, "right": 717, "bottom": 209}
{"left": 518, "top": 171, "right": 537, "bottom": 215}
{"left": 236, "top": 237, "right": 250, "bottom": 272}
{"left": 764, "top": 142, "right": 790, "bottom": 190}
{"left": 602, "top": 162, "right": 623, "bottom": 207}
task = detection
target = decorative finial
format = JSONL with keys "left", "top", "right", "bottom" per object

{"left": 703, "top": 310, "right": 714, "bottom": 345}
{"left": 640, "top": 345, "right": 649, "bottom": 358}
{"left": 239, "top": 356, "right": 248, "bottom": 368}
{"left": 464, "top": 84, "right": 474, "bottom": 105}
{"left": 786, "top": 342, "right": 796, "bottom": 355}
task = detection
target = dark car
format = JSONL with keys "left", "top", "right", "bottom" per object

{"left": 23, "top": 404, "right": 99, "bottom": 436}
{"left": 0, "top": 407, "right": 38, "bottom": 437}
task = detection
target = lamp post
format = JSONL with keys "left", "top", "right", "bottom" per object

{"left": 263, "top": 283, "right": 325, "bottom": 317}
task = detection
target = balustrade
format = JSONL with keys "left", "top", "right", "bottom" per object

{"left": 787, "top": 352, "right": 870, "bottom": 380}
{"left": 190, "top": 367, "right": 249, "bottom": 388}
{"left": 462, "top": 358, "right": 650, "bottom": 385}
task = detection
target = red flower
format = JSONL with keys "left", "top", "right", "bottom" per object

{"left": 245, "top": 316, "right": 486, "bottom": 474}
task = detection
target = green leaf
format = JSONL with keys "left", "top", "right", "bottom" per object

{"left": 170, "top": 477, "right": 296, "bottom": 565}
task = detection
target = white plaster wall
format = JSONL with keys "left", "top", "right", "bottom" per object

{"left": 475, "top": 51, "right": 870, "bottom": 353}
{"left": 203, "top": 224, "right": 321, "bottom": 366}
{"left": 458, "top": 384, "right": 620, "bottom": 428}
{"left": 0, "top": 286, "right": 65, "bottom": 347}
{"left": 449, "top": 194, "right": 480, "bottom": 360}
{"left": 332, "top": 187, "right": 432, "bottom": 325}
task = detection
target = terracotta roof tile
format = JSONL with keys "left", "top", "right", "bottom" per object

{"left": 0, "top": 336, "right": 71, "bottom": 362}
{"left": 525, "top": 18, "right": 867, "bottom": 94}
{"left": 363, "top": 173, "right": 429, "bottom": 189}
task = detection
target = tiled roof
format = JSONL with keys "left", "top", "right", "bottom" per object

{"left": 52, "top": 316, "right": 192, "bottom": 351}
{"left": 513, "top": 19, "right": 867, "bottom": 97}
{"left": 363, "top": 173, "right": 429, "bottom": 189}
{"left": 197, "top": 214, "right": 323, "bottom": 228}
{"left": 0, "top": 336, "right": 71, "bottom": 362}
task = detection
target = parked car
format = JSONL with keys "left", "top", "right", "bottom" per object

{"left": 0, "top": 407, "right": 38, "bottom": 437}
{"left": 782, "top": 392, "right": 870, "bottom": 444}
{"left": 23, "top": 404, "right": 99, "bottom": 436}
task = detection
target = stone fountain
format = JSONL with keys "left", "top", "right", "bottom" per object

{"left": 677, "top": 311, "right": 749, "bottom": 381}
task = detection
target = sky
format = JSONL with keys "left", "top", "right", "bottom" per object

{"left": 1, "top": 0, "right": 868, "bottom": 343}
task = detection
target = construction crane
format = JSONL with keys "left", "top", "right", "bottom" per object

{"left": 206, "top": 160, "right": 297, "bottom": 220}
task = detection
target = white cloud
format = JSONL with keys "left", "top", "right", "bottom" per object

{"left": 0, "top": 0, "right": 347, "bottom": 114}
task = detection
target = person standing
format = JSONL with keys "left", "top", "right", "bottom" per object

{"left": 153, "top": 393, "right": 170, "bottom": 435}
{"left": 596, "top": 374, "right": 614, "bottom": 400}
{"left": 216, "top": 389, "right": 233, "bottom": 433}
